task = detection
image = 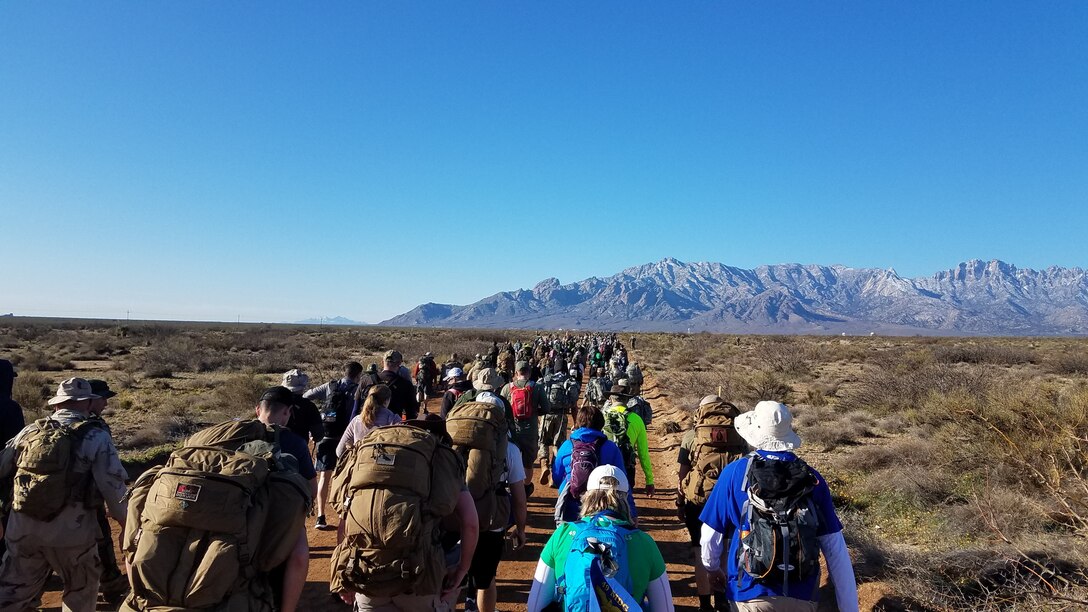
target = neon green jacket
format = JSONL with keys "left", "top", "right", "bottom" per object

{"left": 607, "top": 405, "right": 653, "bottom": 486}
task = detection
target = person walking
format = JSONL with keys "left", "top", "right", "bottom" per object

{"left": 527, "top": 465, "right": 673, "bottom": 612}
{"left": 0, "top": 377, "right": 128, "bottom": 612}
{"left": 500, "top": 361, "right": 549, "bottom": 491}
{"left": 303, "top": 362, "right": 363, "bottom": 531}
{"left": 699, "top": 401, "right": 859, "bottom": 612}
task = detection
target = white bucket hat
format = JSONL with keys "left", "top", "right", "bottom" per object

{"left": 586, "top": 465, "right": 630, "bottom": 493}
{"left": 734, "top": 401, "right": 802, "bottom": 451}
{"left": 48, "top": 377, "right": 100, "bottom": 405}
{"left": 281, "top": 369, "right": 309, "bottom": 393}
{"left": 444, "top": 367, "right": 464, "bottom": 381}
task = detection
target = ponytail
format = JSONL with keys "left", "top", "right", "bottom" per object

{"left": 361, "top": 384, "right": 392, "bottom": 428}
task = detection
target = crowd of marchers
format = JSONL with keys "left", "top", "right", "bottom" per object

{"left": 0, "top": 332, "right": 858, "bottom": 612}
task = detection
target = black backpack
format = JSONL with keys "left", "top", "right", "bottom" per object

{"left": 323, "top": 380, "right": 356, "bottom": 438}
{"left": 737, "top": 453, "right": 822, "bottom": 595}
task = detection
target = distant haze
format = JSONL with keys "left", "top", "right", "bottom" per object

{"left": 383, "top": 258, "right": 1088, "bottom": 336}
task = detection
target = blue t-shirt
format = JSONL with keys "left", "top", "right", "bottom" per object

{"left": 699, "top": 451, "right": 842, "bottom": 603}
{"left": 279, "top": 428, "right": 317, "bottom": 481}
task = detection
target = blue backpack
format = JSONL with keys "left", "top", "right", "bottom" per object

{"left": 560, "top": 514, "right": 641, "bottom": 611}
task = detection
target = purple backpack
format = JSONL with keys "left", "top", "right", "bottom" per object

{"left": 568, "top": 437, "right": 604, "bottom": 498}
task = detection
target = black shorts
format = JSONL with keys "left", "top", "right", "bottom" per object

{"left": 314, "top": 437, "right": 338, "bottom": 472}
{"left": 467, "top": 531, "right": 506, "bottom": 589}
{"left": 684, "top": 501, "right": 706, "bottom": 545}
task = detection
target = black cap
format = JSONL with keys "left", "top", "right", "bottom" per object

{"left": 0, "top": 359, "right": 14, "bottom": 380}
{"left": 259, "top": 386, "right": 295, "bottom": 407}
{"left": 87, "top": 379, "right": 117, "bottom": 399}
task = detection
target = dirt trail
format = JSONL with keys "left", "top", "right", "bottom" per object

{"left": 41, "top": 367, "right": 703, "bottom": 611}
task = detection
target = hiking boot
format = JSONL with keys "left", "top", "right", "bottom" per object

{"left": 315, "top": 515, "right": 331, "bottom": 530}
{"left": 538, "top": 459, "right": 550, "bottom": 485}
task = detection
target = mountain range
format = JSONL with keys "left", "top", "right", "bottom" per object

{"left": 293, "top": 316, "right": 367, "bottom": 326}
{"left": 381, "top": 259, "right": 1088, "bottom": 335}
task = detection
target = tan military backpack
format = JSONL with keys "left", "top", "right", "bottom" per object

{"left": 13, "top": 417, "right": 108, "bottom": 521}
{"left": 681, "top": 401, "right": 748, "bottom": 506}
{"left": 121, "top": 420, "right": 312, "bottom": 612}
{"left": 329, "top": 423, "right": 464, "bottom": 598}
{"left": 446, "top": 401, "right": 510, "bottom": 531}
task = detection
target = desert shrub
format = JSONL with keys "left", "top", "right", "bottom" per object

{"left": 1046, "top": 352, "right": 1088, "bottom": 376}
{"left": 11, "top": 371, "right": 54, "bottom": 415}
{"left": 742, "top": 370, "right": 793, "bottom": 403}
{"left": 753, "top": 340, "right": 812, "bottom": 376}
{"left": 934, "top": 343, "right": 1037, "bottom": 366}
{"left": 839, "top": 362, "right": 993, "bottom": 416}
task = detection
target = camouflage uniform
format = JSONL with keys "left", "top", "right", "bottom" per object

{"left": 0, "top": 409, "right": 128, "bottom": 612}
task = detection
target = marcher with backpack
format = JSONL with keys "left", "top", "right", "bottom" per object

{"left": 603, "top": 387, "right": 655, "bottom": 495}
{"left": 415, "top": 352, "right": 439, "bottom": 412}
{"left": 335, "top": 384, "right": 399, "bottom": 457}
{"left": 378, "top": 350, "right": 422, "bottom": 420}
{"left": 500, "top": 361, "right": 550, "bottom": 492}
{"left": 582, "top": 366, "right": 611, "bottom": 409}
{"left": 528, "top": 465, "right": 674, "bottom": 612}
{"left": 699, "top": 401, "right": 859, "bottom": 612}
{"left": 304, "top": 361, "right": 363, "bottom": 531}
{"left": 440, "top": 367, "right": 473, "bottom": 418}
{"left": 0, "top": 359, "right": 24, "bottom": 448}
{"left": 329, "top": 417, "right": 479, "bottom": 611}
{"left": 537, "top": 372, "right": 573, "bottom": 486}
{"left": 85, "top": 379, "right": 130, "bottom": 605}
{"left": 121, "top": 386, "right": 314, "bottom": 612}
{"left": 606, "top": 379, "right": 654, "bottom": 427}
{"left": 281, "top": 368, "right": 325, "bottom": 450}
{"left": 552, "top": 406, "right": 636, "bottom": 523}
{"left": 677, "top": 395, "right": 748, "bottom": 612}
{"left": 446, "top": 393, "right": 528, "bottom": 612}
{"left": 0, "top": 377, "right": 128, "bottom": 612}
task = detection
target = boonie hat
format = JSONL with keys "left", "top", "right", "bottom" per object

{"left": 734, "top": 401, "right": 802, "bottom": 452}
{"left": 699, "top": 394, "right": 723, "bottom": 407}
{"left": 259, "top": 386, "right": 296, "bottom": 407}
{"left": 281, "top": 369, "right": 309, "bottom": 393}
{"left": 473, "top": 368, "right": 503, "bottom": 392}
{"left": 384, "top": 350, "right": 402, "bottom": 362}
{"left": 586, "top": 465, "right": 630, "bottom": 493}
{"left": 515, "top": 360, "right": 530, "bottom": 372}
{"left": 87, "top": 379, "right": 117, "bottom": 399}
{"left": 48, "top": 377, "right": 100, "bottom": 405}
{"left": 444, "top": 367, "right": 464, "bottom": 380}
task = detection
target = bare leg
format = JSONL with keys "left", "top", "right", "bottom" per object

{"left": 478, "top": 579, "right": 497, "bottom": 612}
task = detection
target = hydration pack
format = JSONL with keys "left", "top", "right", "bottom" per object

{"left": 510, "top": 382, "right": 535, "bottom": 420}
{"left": 323, "top": 380, "right": 357, "bottom": 436}
{"left": 737, "top": 454, "right": 822, "bottom": 596}
{"left": 560, "top": 514, "right": 639, "bottom": 612}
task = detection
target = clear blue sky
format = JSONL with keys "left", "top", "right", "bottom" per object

{"left": 2, "top": 2, "right": 1086, "bottom": 323}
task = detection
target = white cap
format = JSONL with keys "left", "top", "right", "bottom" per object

{"left": 444, "top": 367, "right": 464, "bottom": 380}
{"left": 586, "top": 465, "right": 630, "bottom": 493}
{"left": 282, "top": 369, "right": 309, "bottom": 393}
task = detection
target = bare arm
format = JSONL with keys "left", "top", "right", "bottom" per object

{"left": 279, "top": 529, "right": 309, "bottom": 612}
{"left": 442, "top": 490, "right": 479, "bottom": 602}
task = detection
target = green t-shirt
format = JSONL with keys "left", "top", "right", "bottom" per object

{"left": 540, "top": 515, "right": 667, "bottom": 604}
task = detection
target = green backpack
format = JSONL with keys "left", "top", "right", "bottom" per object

{"left": 121, "top": 420, "right": 312, "bottom": 612}
{"left": 603, "top": 410, "right": 636, "bottom": 474}
{"left": 13, "top": 417, "right": 108, "bottom": 521}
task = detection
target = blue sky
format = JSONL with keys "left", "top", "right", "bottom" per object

{"left": 2, "top": 2, "right": 1086, "bottom": 323}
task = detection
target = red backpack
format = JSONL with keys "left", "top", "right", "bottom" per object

{"left": 510, "top": 382, "right": 534, "bottom": 420}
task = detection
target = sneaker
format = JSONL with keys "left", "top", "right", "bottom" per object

{"left": 538, "top": 469, "right": 550, "bottom": 486}
{"left": 315, "top": 515, "right": 330, "bottom": 530}
{"left": 464, "top": 596, "right": 479, "bottom": 612}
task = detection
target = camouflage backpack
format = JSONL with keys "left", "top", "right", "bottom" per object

{"left": 681, "top": 401, "right": 747, "bottom": 506}
{"left": 12, "top": 416, "right": 108, "bottom": 521}
{"left": 447, "top": 401, "right": 511, "bottom": 531}
{"left": 329, "top": 424, "right": 463, "bottom": 598}
{"left": 603, "top": 410, "right": 636, "bottom": 475}
{"left": 121, "top": 420, "right": 312, "bottom": 612}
